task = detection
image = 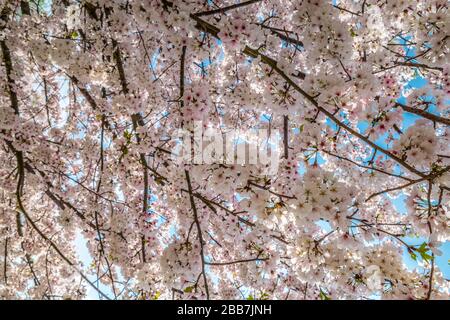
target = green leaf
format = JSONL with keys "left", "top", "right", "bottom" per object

{"left": 260, "top": 292, "right": 269, "bottom": 300}
{"left": 70, "top": 31, "right": 78, "bottom": 39}
{"left": 123, "top": 130, "right": 132, "bottom": 141}
{"left": 412, "top": 242, "right": 434, "bottom": 263}
{"left": 246, "top": 295, "right": 254, "bottom": 300}
{"left": 152, "top": 291, "right": 161, "bottom": 300}
{"left": 420, "top": 251, "right": 433, "bottom": 262}
{"left": 319, "top": 289, "right": 331, "bottom": 300}
{"left": 418, "top": 242, "right": 427, "bottom": 252}
{"left": 184, "top": 286, "right": 194, "bottom": 293}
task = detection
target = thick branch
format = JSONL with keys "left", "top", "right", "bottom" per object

{"left": 396, "top": 103, "right": 450, "bottom": 126}
{"left": 205, "top": 256, "right": 268, "bottom": 266}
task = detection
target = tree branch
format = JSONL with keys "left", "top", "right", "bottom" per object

{"left": 194, "top": 0, "right": 263, "bottom": 17}
{"left": 396, "top": 103, "right": 450, "bottom": 126}
{"left": 184, "top": 170, "right": 210, "bottom": 299}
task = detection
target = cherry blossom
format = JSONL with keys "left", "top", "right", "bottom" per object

{"left": 0, "top": 0, "right": 448, "bottom": 300}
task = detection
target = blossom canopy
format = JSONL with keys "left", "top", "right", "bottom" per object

{"left": 0, "top": 0, "right": 449, "bottom": 300}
